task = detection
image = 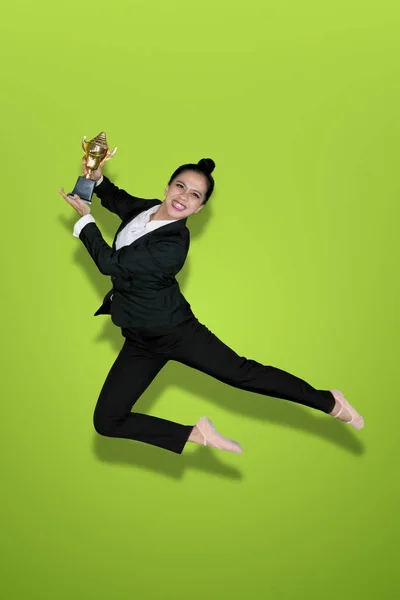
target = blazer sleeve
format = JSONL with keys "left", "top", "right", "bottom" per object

{"left": 78, "top": 222, "right": 187, "bottom": 276}
{"left": 94, "top": 175, "right": 151, "bottom": 220}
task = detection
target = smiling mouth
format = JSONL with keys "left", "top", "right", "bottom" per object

{"left": 172, "top": 200, "right": 186, "bottom": 211}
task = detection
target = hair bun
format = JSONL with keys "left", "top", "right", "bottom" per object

{"left": 197, "top": 158, "right": 215, "bottom": 175}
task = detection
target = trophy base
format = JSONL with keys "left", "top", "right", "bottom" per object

{"left": 68, "top": 176, "right": 96, "bottom": 204}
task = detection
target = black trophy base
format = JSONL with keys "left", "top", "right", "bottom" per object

{"left": 68, "top": 176, "right": 96, "bottom": 204}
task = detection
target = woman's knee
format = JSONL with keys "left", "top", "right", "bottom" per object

{"left": 93, "top": 411, "right": 119, "bottom": 437}
{"left": 222, "top": 358, "right": 272, "bottom": 389}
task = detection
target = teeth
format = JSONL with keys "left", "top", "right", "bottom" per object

{"left": 173, "top": 201, "right": 185, "bottom": 210}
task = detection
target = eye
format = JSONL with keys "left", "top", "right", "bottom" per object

{"left": 176, "top": 183, "right": 183, "bottom": 188}
{"left": 192, "top": 192, "right": 200, "bottom": 199}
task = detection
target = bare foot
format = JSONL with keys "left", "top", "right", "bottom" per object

{"left": 329, "top": 389, "right": 364, "bottom": 429}
{"left": 188, "top": 417, "right": 243, "bottom": 453}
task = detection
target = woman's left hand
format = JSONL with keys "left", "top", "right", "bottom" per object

{"left": 59, "top": 188, "right": 91, "bottom": 217}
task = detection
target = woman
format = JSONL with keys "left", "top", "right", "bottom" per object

{"left": 59, "top": 157, "right": 364, "bottom": 455}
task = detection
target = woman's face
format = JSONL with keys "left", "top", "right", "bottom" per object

{"left": 163, "top": 170, "right": 208, "bottom": 219}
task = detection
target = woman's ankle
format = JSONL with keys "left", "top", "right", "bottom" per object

{"left": 188, "top": 425, "right": 203, "bottom": 444}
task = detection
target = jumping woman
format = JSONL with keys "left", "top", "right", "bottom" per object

{"left": 59, "top": 156, "right": 364, "bottom": 455}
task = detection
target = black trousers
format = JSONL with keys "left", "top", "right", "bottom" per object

{"left": 93, "top": 316, "right": 336, "bottom": 454}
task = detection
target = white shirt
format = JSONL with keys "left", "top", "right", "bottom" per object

{"left": 73, "top": 175, "right": 177, "bottom": 248}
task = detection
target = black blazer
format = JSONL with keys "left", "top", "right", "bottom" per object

{"left": 77, "top": 176, "right": 194, "bottom": 329}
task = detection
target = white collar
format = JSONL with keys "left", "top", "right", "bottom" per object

{"left": 143, "top": 205, "right": 177, "bottom": 225}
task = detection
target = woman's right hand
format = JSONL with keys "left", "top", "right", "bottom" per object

{"left": 82, "top": 155, "right": 107, "bottom": 181}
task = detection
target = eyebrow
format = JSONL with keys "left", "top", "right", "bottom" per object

{"left": 176, "top": 180, "right": 203, "bottom": 197}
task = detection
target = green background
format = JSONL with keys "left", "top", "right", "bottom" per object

{"left": 1, "top": 0, "right": 398, "bottom": 598}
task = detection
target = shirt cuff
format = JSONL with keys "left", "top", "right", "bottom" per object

{"left": 95, "top": 175, "right": 104, "bottom": 186}
{"left": 73, "top": 214, "right": 96, "bottom": 238}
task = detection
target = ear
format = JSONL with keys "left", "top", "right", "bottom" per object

{"left": 194, "top": 205, "right": 204, "bottom": 214}
{"left": 164, "top": 185, "right": 169, "bottom": 198}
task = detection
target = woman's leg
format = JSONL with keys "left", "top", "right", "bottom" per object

{"left": 170, "top": 319, "right": 363, "bottom": 426}
{"left": 93, "top": 340, "right": 193, "bottom": 453}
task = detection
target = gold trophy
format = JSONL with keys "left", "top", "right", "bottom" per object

{"left": 68, "top": 131, "right": 117, "bottom": 203}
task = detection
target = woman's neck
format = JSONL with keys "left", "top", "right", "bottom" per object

{"left": 150, "top": 203, "right": 176, "bottom": 221}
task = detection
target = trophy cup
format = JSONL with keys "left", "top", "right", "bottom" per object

{"left": 68, "top": 131, "right": 117, "bottom": 203}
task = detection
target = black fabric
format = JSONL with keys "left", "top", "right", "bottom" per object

{"left": 93, "top": 316, "right": 336, "bottom": 454}
{"left": 78, "top": 176, "right": 193, "bottom": 328}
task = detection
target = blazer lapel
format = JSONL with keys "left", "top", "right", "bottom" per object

{"left": 111, "top": 199, "right": 160, "bottom": 250}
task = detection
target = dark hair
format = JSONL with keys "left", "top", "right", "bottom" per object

{"left": 168, "top": 158, "right": 215, "bottom": 204}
